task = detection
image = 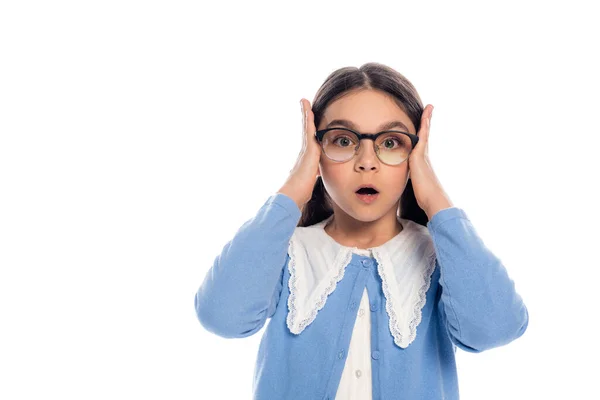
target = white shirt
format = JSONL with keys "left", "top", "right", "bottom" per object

{"left": 286, "top": 214, "right": 437, "bottom": 399}
{"left": 335, "top": 248, "right": 373, "bottom": 400}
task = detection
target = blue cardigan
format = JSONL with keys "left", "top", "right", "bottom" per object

{"left": 194, "top": 193, "right": 529, "bottom": 400}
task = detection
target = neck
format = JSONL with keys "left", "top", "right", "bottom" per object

{"left": 324, "top": 205, "right": 403, "bottom": 249}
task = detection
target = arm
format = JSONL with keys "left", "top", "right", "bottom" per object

{"left": 427, "top": 207, "right": 529, "bottom": 353}
{"left": 194, "top": 193, "right": 301, "bottom": 338}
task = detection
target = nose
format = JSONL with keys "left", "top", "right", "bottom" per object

{"left": 354, "top": 139, "right": 379, "bottom": 171}
{"left": 356, "top": 138, "right": 378, "bottom": 158}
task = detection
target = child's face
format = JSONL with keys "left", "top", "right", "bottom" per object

{"left": 317, "top": 88, "right": 416, "bottom": 222}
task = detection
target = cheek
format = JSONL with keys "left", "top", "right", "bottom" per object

{"left": 319, "top": 164, "right": 351, "bottom": 192}
{"left": 386, "top": 169, "right": 410, "bottom": 193}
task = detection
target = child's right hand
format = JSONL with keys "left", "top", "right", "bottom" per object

{"left": 277, "top": 99, "right": 322, "bottom": 210}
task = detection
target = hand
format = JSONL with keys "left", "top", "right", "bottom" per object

{"left": 407, "top": 105, "right": 453, "bottom": 217}
{"left": 277, "top": 99, "right": 322, "bottom": 210}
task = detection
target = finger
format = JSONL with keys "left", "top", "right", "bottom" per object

{"left": 421, "top": 105, "right": 432, "bottom": 129}
{"left": 420, "top": 104, "right": 432, "bottom": 140}
{"left": 412, "top": 106, "right": 428, "bottom": 154}
{"left": 304, "top": 100, "right": 315, "bottom": 133}
{"left": 426, "top": 105, "right": 433, "bottom": 139}
{"left": 300, "top": 99, "right": 308, "bottom": 149}
{"left": 300, "top": 99, "right": 305, "bottom": 131}
{"left": 301, "top": 99, "right": 310, "bottom": 136}
{"left": 302, "top": 99, "right": 318, "bottom": 146}
{"left": 428, "top": 105, "right": 433, "bottom": 133}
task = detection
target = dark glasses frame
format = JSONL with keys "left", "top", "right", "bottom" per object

{"left": 315, "top": 127, "right": 420, "bottom": 165}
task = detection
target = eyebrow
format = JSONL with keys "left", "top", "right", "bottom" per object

{"left": 325, "top": 119, "right": 411, "bottom": 133}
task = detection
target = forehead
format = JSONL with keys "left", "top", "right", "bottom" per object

{"left": 321, "top": 89, "right": 416, "bottom": 134}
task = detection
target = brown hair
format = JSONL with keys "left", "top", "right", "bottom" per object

{"left": 298, "top": 62, "right": 430, "bottom": 228}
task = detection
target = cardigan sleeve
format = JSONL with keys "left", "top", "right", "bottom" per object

{"left": 427, "top": 207, "right": 529, "bottom": 353}
{"left": 194, "top": 193, "right": 301, "bottom": 338}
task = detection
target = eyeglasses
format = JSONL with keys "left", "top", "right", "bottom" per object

{"left": 315, "top": 127, "right": 419, "bottom": 166}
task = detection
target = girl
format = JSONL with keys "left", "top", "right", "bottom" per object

{"left": 194, "top": 62, "right": 529, "bottom": 400}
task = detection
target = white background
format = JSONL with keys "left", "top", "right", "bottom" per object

{"left": 1, "top": 0, "right": 599, "bottom": 399}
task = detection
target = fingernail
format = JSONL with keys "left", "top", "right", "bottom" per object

{"left": 300, "top": 100, "right": 304, "bottom": 112}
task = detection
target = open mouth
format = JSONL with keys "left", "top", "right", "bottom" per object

{"left": 355, "top": 187, "right": 380, "bottom": 204}
{"left": 356, "top": 187, "right": 379, "bottom": 195}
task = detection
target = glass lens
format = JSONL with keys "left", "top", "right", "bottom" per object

{"left": 375, "top": 131, "right": 412, "bottom": 165}
{"left": 321, "top": 129, "right": 412, "bottom": 165}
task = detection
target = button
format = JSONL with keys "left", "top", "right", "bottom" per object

{"left": 349, "top": 301, "right": 357, "bottom": 310}
{"left": 362, "top": 259, "right": 372, "bottom": 268}
{"left": 338, "top": 350, "right": 345, "bottom": 359}
{"left": 370, "top": 303, "right": 379, "bottom": 312}
{"left": 358, "top": 309, "right": 365, "bottom": 317}
{"left": 372, "top": 350, "right": 380, "bottom": 360}
{"left": 355, "top": 369, "right": 362, "bottom": 378}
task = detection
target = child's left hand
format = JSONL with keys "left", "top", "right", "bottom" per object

{"left": 407, "top": 105, "right": 453, "bottom": 217}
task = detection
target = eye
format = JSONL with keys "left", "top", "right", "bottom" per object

{"left": 382, "top": 137, "right": 402, "bottom": 149}
{"left": 377, "top": 132, "right": 409, "bottom": 150}
{"left": 332, "top": 136, "right": 356, "bottom": 147}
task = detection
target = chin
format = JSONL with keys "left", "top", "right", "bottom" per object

{"left": 345, "top": 205, "right": 388, "bottom": 222}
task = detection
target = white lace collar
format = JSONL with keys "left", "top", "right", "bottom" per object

{"left": 286, "top": 214, "right": 437, "bottom": 349}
